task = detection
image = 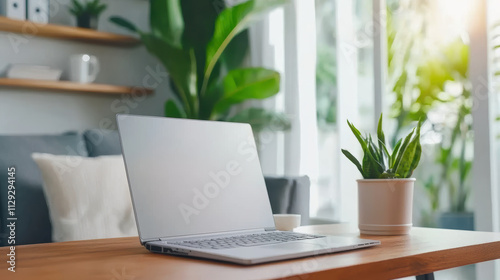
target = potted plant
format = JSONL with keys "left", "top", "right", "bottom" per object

{"left": 109, "top": 0, "right": 289, "bottom": 132}
{"left": 69, "top": 0, "right": 107, "bottom": 30}
{"left": 341, "top": 114, "right": 422, "bottom": 235}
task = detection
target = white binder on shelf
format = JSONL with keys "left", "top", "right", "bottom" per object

{"left": 1, "top": 0, "right": 26, "bottom": 20}
{"left": 27, "top": 0, "right": 49, "bottom": 24}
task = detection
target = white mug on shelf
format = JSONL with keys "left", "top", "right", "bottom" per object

{"left": 69, "top": 54, "right": 100, "bottom": 83}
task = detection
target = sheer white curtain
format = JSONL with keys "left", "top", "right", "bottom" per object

{"left": 249, "top": 0, "right": 319, "bottom": 215}
{"left": 249, "top": 0, "right": 366, "bottom": 223}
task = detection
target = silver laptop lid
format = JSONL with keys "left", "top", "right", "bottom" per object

{"left": 117, "top": 115, "right": 275, "bottom": 242}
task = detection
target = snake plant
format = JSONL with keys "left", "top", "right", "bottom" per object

{"left": 341, "top": 114, "right": 422, "bottom": 179}
{"left": 69, "top": 0, "right": 107, "bottom": 18}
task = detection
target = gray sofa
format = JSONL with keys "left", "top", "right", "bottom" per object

{"left": 0, "top": 129, "right": 309, "bottom": 246}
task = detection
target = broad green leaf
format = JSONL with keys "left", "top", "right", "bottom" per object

{"left": 227, "top": 108, "right": 290, "bottom": 133}
{"left": 141, "top": 34, "right": 197, "bottom": 117}
{"left": 221, "top": 30, "right": 250, "bottom": 71}
{"left": 181, "top": 0, "right": 222, "bottom": 92}
{"left": 109, "top": 16, "right": 139, "bottom": 33}
{"left": 199, "top": 75, "right": 224, "bottom": 120}
{"left": 165, "top": 99, "right": 187, "bottom": 118}
{"left": 341, "top": 149, "right": 364, "bottom": 177}
{"left": 213, "top": 67, "right": 280, "bottom": 116}
{"left": 181, "top": 0, "right": 220, "bottom": 49}
{"left": 150, "top": 0, "right": 184, "bottom": 47}
{"left": 201, "top": 0, "right": 287, "bottom": 96}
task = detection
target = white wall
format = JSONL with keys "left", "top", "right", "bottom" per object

{"left": 0, "top": 0, "right": 169, "bottom": 134}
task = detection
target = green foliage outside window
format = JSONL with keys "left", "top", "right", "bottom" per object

{"left": 387, "top": 1, "right": 473, "bottom": 219}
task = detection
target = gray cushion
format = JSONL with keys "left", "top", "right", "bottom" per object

{"left": 83, "top": 129, "right": 121, "bottom": 157}
{"left": 0, "top": 132, "right": 87, "bottom": 246}
{"left": 264, "top": 176, "right": 310, "bottom": 225}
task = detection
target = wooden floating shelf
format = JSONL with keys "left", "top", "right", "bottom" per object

{"left": 0, "top": 16, "right": 140, "bottom": 46}
{"left": 0, "top": 78, "right": 154, "bottom": 96}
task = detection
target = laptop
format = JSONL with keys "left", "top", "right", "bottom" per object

{"left": 116, "top": 114, "right": 380, "bottom": 265}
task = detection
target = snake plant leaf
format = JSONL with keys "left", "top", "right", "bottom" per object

{"left": 347, "top": 120, "right": 368, "bottom": 152}
{"left": 378, "top": 139, "right": 389, "bottom": 156}
{"left": 390, "top": 138, "right": 402, "bottom": 168}
{"left": 407, "top": 120, "right": 422, "bottom": 176}
{"left": 406, "top": 142, "right": 421, "bottom": 177}
{"left": 377, "top": 113, "right": 386, "bottom": 159}
{"left": 141, "top": 34, "right": 198, "bottom": 117}
{"left": 367, "top": 138, "right": 385, "bottom": 174}
{"left": 165, "top": 99, "right": 187, "bottom": 118}
{"left": 392, "top": 128, "right": 414, "bottom": 174}
{"left": 363, "top": 138, "right": 383, "bottom": 179}
{"left": 341, "top": 149, "right": 364, "bottom": 177}
{"left": 202, "top": 0, "right": 287, "bottom": 96}
{"left": 378, "top": 139, "right": 390, "bottom": 166}
{"left": 395, "top": 123, "right": 422, "bottom": 178}
{"left": 109, "top": 16, "right": 139, "bottom": 33}
{"left": 212, "top": 67, "right": 280, "bottom": 116}
{"left": 363, "top": 148, "right": 382, "bottom": 178}
{"left": 367, "top": 136, "right": 382, "bottom": 163}
{"left": 150, "top": 0, "right": 184, "bottom": 47}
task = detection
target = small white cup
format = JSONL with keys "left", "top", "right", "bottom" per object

{"left": 69, "top": 54, "right": 100, "bottom": 83}
{"left": 273, "top": 214, "right": 301, "bottom": 231}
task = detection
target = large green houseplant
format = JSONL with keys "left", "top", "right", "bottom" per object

{"left": 342, "top": 114, "right": 422, "bottom": 235}
{"left": 110, "top": 0, "right": 289, "bottom": 132}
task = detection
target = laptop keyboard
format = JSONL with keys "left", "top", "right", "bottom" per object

{"left": 169, "top": 232, "right": 324, "bottom": 250}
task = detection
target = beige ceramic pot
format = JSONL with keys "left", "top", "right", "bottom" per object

{"left": 357, "top": 178, "right": 415, "bottom": 235}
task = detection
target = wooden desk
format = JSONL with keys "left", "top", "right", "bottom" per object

{"left": 1, "top": 225, "right": 500, "bottom": 280}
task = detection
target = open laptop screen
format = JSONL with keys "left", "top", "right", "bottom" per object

{"left": 117, "top": 115, "right": 276, "bottom": 241}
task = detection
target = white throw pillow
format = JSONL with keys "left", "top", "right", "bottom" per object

{"left": 31, "top": 153, "right": 137, "bottom": 242}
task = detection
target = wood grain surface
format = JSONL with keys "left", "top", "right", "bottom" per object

{"left": 0, "top": 78, "right": 154, "bottom": 96}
